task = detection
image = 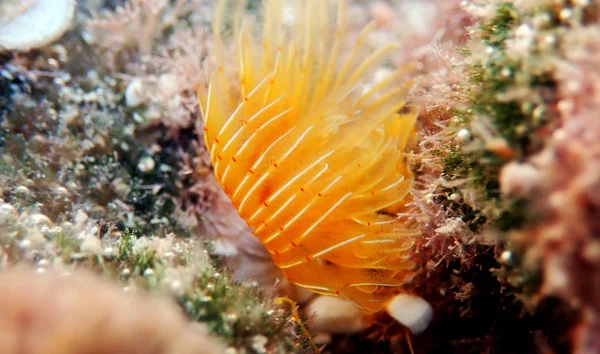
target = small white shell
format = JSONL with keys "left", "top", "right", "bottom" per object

{"left": 0, "top": 0, "right": 75, "bottom": 50}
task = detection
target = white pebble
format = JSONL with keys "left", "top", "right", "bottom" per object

{"left": 305, "top": 296, "right": 366, "bottom": 334}
{"left": 499, "top": 162, "right": 540, "bottom": 196}
{"left": 500, "top": 250, "right": 513, "bottom": 264}
{"left": 137, "top": 156, "right": 155, "bottom": 173}
{"left": 171, "top": 280, "right": 183, "bottom": 293}
{"left": 28, "top": 213, "right": 52, "bottom": 227}
{"left": 385, "top": 294, "right": 433, "bottom": 335}
{"left": 457, "top": 128, "right": 471, "bottom": 143}
{"left": 13, "top": 185, "right": 30, "bottom": 199}
{"left": 19, "top": 239, "right": 31, "bottom": 249}
{"left": 125, "top": 79, "right": 145, "bottom": 107}
{"left": 559, "top": 8, "right": 573, "bottom": 20}
{"left": 103, "top": 247, "right": 114, "bottom": 258}
{"left": 0, "top": 203, "right": 16, "bottom": 218}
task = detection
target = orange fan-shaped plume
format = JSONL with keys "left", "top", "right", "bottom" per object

{"left": 197, "top": 0, "right": 419, "bottom": 313}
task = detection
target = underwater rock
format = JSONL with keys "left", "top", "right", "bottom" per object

{"left": 0, "top": 268, "right": 224, "bottom": 354}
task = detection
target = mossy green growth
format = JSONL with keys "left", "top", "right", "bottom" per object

{"left": 472, "top": 2, "right": 560, "bottom": 153}
{"left": 445, "top": 2, "right": 561, "bottom": 230}
{"left": 479, "top": 3, "right": 518, "bottom": 48}
{"left": 493, "top": 198, "right": 528, "bottom": 232}
{"left": 493, "top": 243, "right": 543, "bottom": 303}
{"left": 54, "top": 230, "right": 81, "bottom": 260}
{"left": 442, "top": 1, "right": 596, "bottom": 307}
{"left": 180, "top": 271, "right": 300, "bottom": 353}
{"left": 115, "top": 229, "right": 159, "bottom": 275}
{"left": 109, "top": 229, "right": 307, "bottom": 352}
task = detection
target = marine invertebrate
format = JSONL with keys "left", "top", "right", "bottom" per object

{"left": 198, "top": 0, "right": 421, "bottom": 316}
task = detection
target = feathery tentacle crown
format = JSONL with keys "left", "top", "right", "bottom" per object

{"left": 198, "top": 0, "right": 419, "bottom": 313}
